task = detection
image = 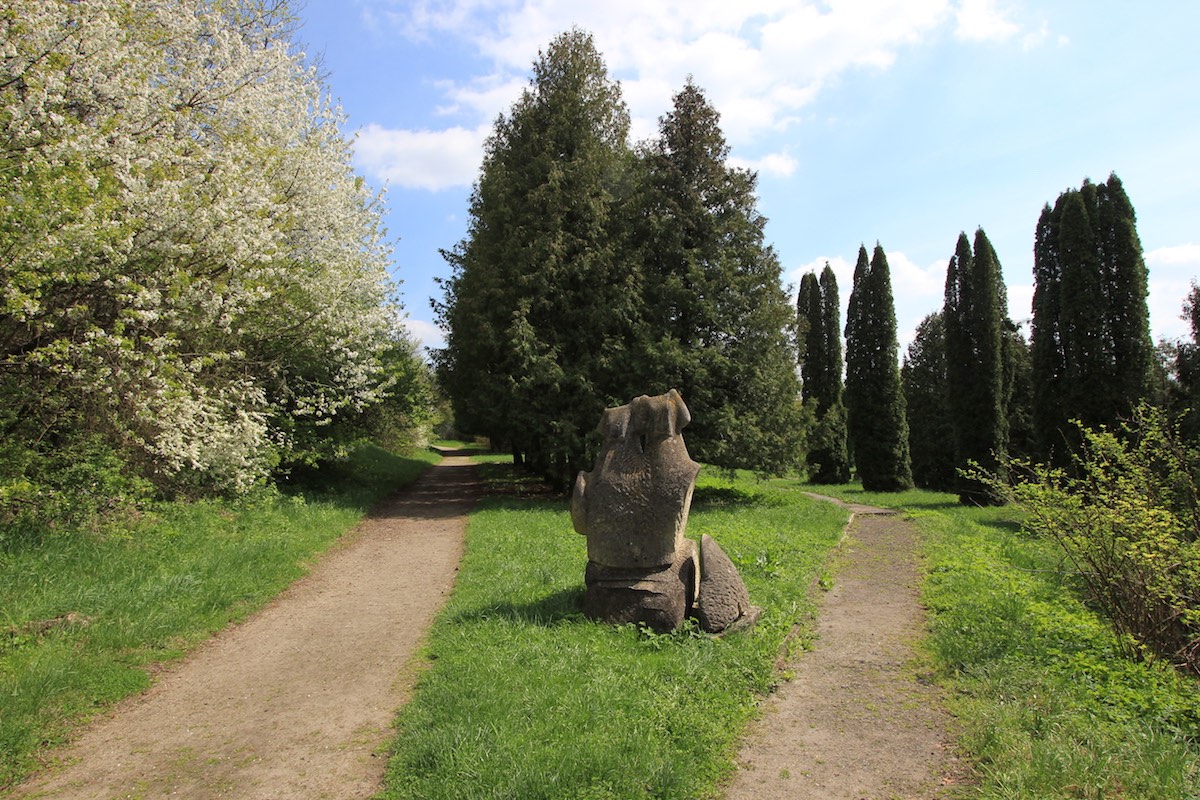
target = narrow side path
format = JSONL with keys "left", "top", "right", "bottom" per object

{"left": 723, "top": 501, "right": 965, "bottom": 799}
{"left": 13, "top": 451, "right": 480, "bottom": 800}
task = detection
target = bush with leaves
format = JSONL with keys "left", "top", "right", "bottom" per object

{"left": 993, "top": 406, "right": 1200, "bottom": 674}
{"left": 1, "top": 1, "right": 402, "bottom": 505}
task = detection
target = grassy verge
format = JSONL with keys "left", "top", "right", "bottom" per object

{"left": 0, "top": 444, "right": 439, "bottom": 789}
{"left": 381, "top": 464, "right": 849, "bottom": 800}
{"left": 796, "top": 482, "right": 1200, "bottom": 799}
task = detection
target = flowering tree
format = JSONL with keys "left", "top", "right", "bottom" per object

{"left": 1, "top": 0, "right": 401, "bottom": 502}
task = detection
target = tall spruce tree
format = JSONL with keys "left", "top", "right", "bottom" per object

{"left": 943, "top": 228, "right": 1008, "bottom": 504}
{"left": 845, "top": 244, "right": 913, "bottom": 491}
{"left": 903, "top": 312, "right": 956, "bottom": 491}
{"left": 1031, "top": 173, "right": 1153, "bottom": 461}
{"left": 434, "top": 29, "right": 635, "bottom": 486}
{"left": 630, "top": 78, "right": 804, "bottom": 475}
{"left": 798, "top": 264, "right": 850, "bottom": 482}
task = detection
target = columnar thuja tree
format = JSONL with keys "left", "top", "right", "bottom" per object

{"left": 1031, "top": 174, "right": 1153, "bottom": 461}
{"left": 943, "top": 228, "right": 1008, "bottom": 504}
{"left": 0, "top": 0, "right": 400, "bottom": 497}
{"left": 902, "top": 312, "right": 956, "bottom": 491}
{"left": 435, "top": 29, "right": 636, "bottom": 486}
{"left": 797, "top": 264, "right": 850, "bottom": 483}
{"left": 844, "top": 245, "right": 913, "bottom": 491}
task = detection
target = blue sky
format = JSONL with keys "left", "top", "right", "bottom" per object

{"left": 298, "top": 0, "right": 1200, "bottom": 355}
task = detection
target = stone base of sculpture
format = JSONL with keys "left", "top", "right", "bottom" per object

{"left": 583, "top": 541, "right": 697, "bottom": 633}
{"left": 571, "top": 390, "right": 759, "bottom": 635}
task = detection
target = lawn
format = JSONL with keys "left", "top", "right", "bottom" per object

{"left": 798, "top": 482, "right": 1200, "bottom": 799}
{"left": 0, "top": 444, "right": 439, "bottom": 789}
{"left": 380, "top": 462, "right": 849, "bottom": 800}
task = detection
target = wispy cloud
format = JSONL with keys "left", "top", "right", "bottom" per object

{"left": 353, "top": 123, "right": 490, "bottom": 190}
{"left": 404, "top": 316, "right": 447, "bottom": 352}
{"left": 1146, "top": 243, "right": 1200, "bottom": 341}
{"left": 729, "top": 151, "right": 798, "bottom": 179}
{"left": 354, "top": 0, "right": 1044, "bottom": 190}
{"left": 954, "top": 0, "right": 1020, "bottom": 42}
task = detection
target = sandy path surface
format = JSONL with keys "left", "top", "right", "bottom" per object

{"left": 12, "top": 450, "right": 480, "bottom": 800}
{"left": 723, "top": 500, "right": 967, "bottom": 799}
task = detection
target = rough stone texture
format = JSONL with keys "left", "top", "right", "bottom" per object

{"left": 572, "top": 390, "right": 702, "bottom": 630}
{"left": 571, "top": 390, "right": 700, "bottom": 570}
{"left": 696, "top": 534, "right": 760, "bottom": 633}
{"left": 583, "top": 540, "right": 698, "bottom": 633}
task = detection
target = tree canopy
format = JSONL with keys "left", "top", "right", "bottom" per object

{"left": 798, "top": 264, "right": 850, "bottom": 483}
{"left": 944, "top": 228, "right": 1008, "bottom": 504}
{"left": 1, "top": 0, "right": 406, "bottom": 505}
{"left": 437, "top": 49, "right": 804, "bottom": 485}
{"left": 903, "top": 312, "right": 956, "bottom": 492}
{"left": 631, "top": 78, "right": 804, "bottom": 475}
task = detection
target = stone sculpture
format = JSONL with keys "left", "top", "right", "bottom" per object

{"left": 570, "top": 390, "right": 758, "bottom": 634}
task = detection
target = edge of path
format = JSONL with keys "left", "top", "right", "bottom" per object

{"left": 722, "top": 493, "right": 971, "bottom": 799}
{"left": 11, "top": 448, "right": 481, "bottom": 800}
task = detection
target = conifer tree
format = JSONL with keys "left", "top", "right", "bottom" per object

{"left": 435, "top": 29, "right": 635, "bottom": 486}
{"left": 903, "top": 313, "right": 956, "bottom": 491}
{"left": 943, "top": 228, "right": 1007, "bottom": 504}
{"left": 798, "top": 265, "right": 850, "bottom": 482}
{"left": 1031, "top": 173, "right": 1153, "bottom": 461}
{"left": 845, "top": 244, "right": 913, "bottom": 491}
{"left": 630, "top": 78, "right": 804, "bottom": 475}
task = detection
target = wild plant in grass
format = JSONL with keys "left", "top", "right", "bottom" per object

{"left": 991, "top": 406, "right": 1200, "bottom": 674}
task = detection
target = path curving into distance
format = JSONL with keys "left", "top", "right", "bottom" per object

{"left": 723, "top": 497, "right": 969, "bottom": 799}
{"left": 13, "top": 450, "right": 480, "bottom": 800}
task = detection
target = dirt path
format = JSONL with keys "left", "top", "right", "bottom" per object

{"left": 723, "top": 499, "right": 967, "bottom": 799}
{"left": 12, "top": 450, "right": 480, "bottom": 800}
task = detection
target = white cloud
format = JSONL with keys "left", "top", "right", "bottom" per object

{"left": 353, "top": 123, "right": 490, "bottom": 190}
{"left": 1147, "top": 243, "right": 1200, "bottom": 267}
{"left": 954, "top": 0, "right": 1020, "bottom": 42}
{"left": 404, "top": 317, "right": 447, "bottom": 352}
{"left": 355, "top": 0, "right": 1047, "bottom": 191}
{"left": 729, "top": 151, "right": 798, "bottom": 179}
{"left": 1146, "top": 243, "right": 1200, "bottom": 342}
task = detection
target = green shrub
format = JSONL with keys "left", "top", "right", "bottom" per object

{"left": 992, "top": 407, "right": 1200, "bottom": 673}
{"left": 0, "top": 436, "right": 152, "bottom": 550}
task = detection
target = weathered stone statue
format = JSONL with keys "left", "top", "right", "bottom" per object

{"left": 570, "top": 390, "right": 758, "bottom": 634}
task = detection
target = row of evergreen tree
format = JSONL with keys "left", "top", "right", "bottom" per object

{"left": 438, "top": 28, "right": 1182, "bottom": 499}
{"left": 800, "top": 173, "right": 1163, "bottom": 504}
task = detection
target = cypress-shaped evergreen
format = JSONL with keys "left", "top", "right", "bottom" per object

{"left": 1030, "top": 173, "right": 1153, "bottom": 461}
{"left": 797, "top": 264, "right": 850, "bottom": 483}
{"left": 845, "top": 244, "right": 913, "bottom": 491}
{"left": 903, "top": 312, "right": 956, "bottom": 491}
{"left": 943, "top": 228, "right": 1007, "bottom": 504}
{"left": 435, "top": 29, "right": 635, "bottom": 486}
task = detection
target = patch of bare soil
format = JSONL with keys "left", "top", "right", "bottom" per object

{"left": 723, "top": 500, "right": 970, "bottom": 800}
{"left": 11, "top": 451, "right": 480, "bottom": 800}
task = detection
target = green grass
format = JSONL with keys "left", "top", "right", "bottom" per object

{"left": 784, "top": 481, "right": 1200, "bottom": 799}
{"left": 0, "top": 444, "right": 439, "bottom": 790}
{"left": 380, "top": 466, "right": 849, "bottom": 800}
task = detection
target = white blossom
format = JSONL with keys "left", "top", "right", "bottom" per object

{"left": 1, "top": 0, "right": 402, "bottom": 493}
